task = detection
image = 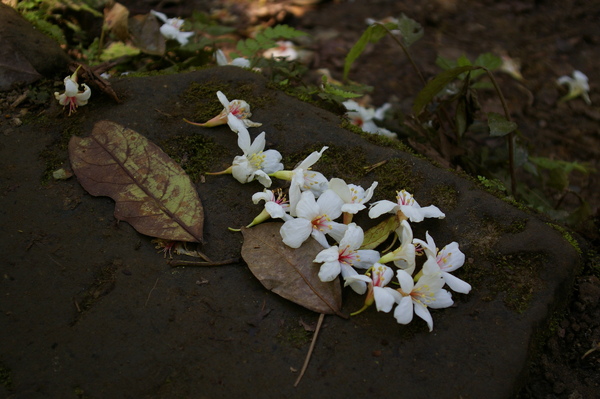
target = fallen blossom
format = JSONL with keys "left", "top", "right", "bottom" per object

{"left": 54, "top": 67, "right": 91, "bottom": 115}
{"left": 151, "top": 10, "right": 194, "bottom": 46}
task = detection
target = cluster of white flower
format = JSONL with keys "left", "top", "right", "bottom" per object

{"left": 198, "top": 91, "right": 471, "bottom": 332}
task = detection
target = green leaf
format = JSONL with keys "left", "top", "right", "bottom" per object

{"left": 474, "top": 52, "right": 502, "bottom": 71}
{"left": 361, "top": 216, "right": 400, "bottom": 250}
{"left": 487, "top": 112, "right": 517, "bottom": 137}
{"left": 343, "top": 23, "right": 390, "bottom": 81}
{"left": 321, "top": 75, "right": 363, "bottom": 99}
{"left": 395, "top": 14, "right": 424, "bottom": 47}
{"left": 412, "top": 65, "right": 480, "bottom": 115}
{"left": 528, "top": 157, "right": 595, "bottom": 174}
{"left": 435, "top": 55, "right": 456, "bottom": 70}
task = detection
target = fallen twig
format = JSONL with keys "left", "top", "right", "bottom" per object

{"left": 294, "top": 313, "right": 325, "bottom": 387}
{"left": 144, "top": 278, "right": 159, "bottom": 307}
{"left": 168, "top": 258, "right": 240, "bottom": 268}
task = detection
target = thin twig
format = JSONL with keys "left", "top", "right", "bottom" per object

{"left": 168, "top": 258, "right": 240, "bottom": 268}
{"left": 294, "top": 313, "right": 325, "bottom": 387}
{"left": 144, "top": 278, "right": 159, "bottom": 307}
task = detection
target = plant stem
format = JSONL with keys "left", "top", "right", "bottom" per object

{"left": 484, "top": 67, "right": 517, "bottom": 197}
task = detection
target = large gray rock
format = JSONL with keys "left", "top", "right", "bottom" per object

{"left": 0, "top": 66, "right": 582, "bottom": 398}
{"left": 0, "top": 3, "right": 71, "bottom": 90}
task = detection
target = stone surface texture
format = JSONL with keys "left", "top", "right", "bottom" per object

{"left": 0, "top": 66, "right": 583, "bottom": 398}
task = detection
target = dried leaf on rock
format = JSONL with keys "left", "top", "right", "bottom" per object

{"left": 129, "top": 13, "right": 166, "bottom": 56}
{"left": 241, "top": 223, "right": 344, "bottom": 317}
{"left": 69, "top": 120, "right": 204, "bottom": 243}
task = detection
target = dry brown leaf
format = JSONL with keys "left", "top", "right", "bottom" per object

{"left": 241, "top": 223, "right": 344, "bottom": 317}
{"left": 69, "top": 120, "right": 204, "bottom": 243}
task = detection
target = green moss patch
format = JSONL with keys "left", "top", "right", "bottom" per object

{"left": 160, "top": 134, "right": 229, "bottom": 183}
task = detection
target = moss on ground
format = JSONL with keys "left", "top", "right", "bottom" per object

{"left": 160, "top": 134, "right": 229, "bottom": 183}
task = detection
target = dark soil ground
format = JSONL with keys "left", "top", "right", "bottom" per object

{"left": 1, "top": 0, "right": 599, "bottom": 398}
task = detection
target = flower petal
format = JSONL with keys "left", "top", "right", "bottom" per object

{"left": 373, "top": 286, "right": 396, "bottom": 313}
{"left": 318, "top": 261, "right": 342, "bottom": 282}
{"left": 280, "top": 218, "right": 312, "bottom": 248}
{"left": 338, "top": 223, "right": 363, "bottom": 249}
{"left": 368, "top": 200, "right": 397, "bottom": 219}
{"left": 393, "top": 296, "right": 414, "bottom": 325}
{"left": 317, "top": 189, "right": 344, "bottom": 220}
{"left": 217, "top": 91, "right": 230, "bottom": 107}
{"left": 294, "top": 190, "right": 319, "bottom": 220}
{"left": 413, "top": 302, "right": 434, "bottom": 332}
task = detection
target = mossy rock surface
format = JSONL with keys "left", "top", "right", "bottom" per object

{"left": 0, "top": 66, "right": 581, "bottom": 399}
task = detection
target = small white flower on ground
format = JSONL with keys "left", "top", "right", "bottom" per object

{"left": 243, "top": 188, "right": 292, "bottom": 228}
{"left": 313, "top": 223, "right": 380, "bottom": 291}
{"left": 252, "top": 188, "right": 291, "bottom": 220}
{"left": 414, "top": 231, "right": 471, "bottom": 294}
{"left": 394, "top": 269, "right": 453, "bottom": 332}
{"left": 184, "top": 91, "right": 262, "bottom": 132}
{"left": 263, "top": 40, "right": 298, "bottom": 60}
{"left": 345, "top": 263, "right": 398, "bottom": 312}
{"left": 557, "top": 70, "right": 591, "bottom": 105}
{"left": 231, "top": 125, "right": 283, "bottom": 187}
{"left": 54, "top": 67, "right": 91, "bottom": 116}
{"left": 270, "top": 147, "right": 329, "bottom": 214}
{"left": 279, "top": 189, "right": 346, "bottom": 249}
{"left": 377, "top": 219, "right": 417, "bottom": 275}
{"left": 215, "top": 49, "right": 251, "bottom": 68}
{"left": 369, "top": 189, "right": 445, "bottom": 223}
{"left": 329, "top": 178, "right": 378, "bottom": 215}
{"left": 151, "top": 10, "right": 194, "bottom": 46}
{"left": 343, "top": 99, "right": 397, "bottom": 138}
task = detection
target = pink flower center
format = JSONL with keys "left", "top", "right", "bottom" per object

{"left": 311, "top": 214, "right": 332, "bottom": 231}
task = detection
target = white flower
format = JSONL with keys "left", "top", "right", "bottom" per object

{"left": 54, "top": 68, "right": 91, "bottom": 115}
{"left": 499, "top": 55, "right": 524, "bottom": 81}
{"left": 557, "top": 70, "right": 591, "bottom": 105}
{"left": 279, "top": 189, "right": 346, "bottom": 249}
{"left": 313, "top": 223, "right": 380, "bottom": 290}
{"left": 151, "top": 10, "right": 194, "bottom": 46}
{"left": 270, "top": 147, "right": 329, "bottom": 215}
{"left": 345, "top": 263, "right": 398, "bottom": 312}
{"left": 393, "top": 269, "right": 453, "bottom": 332}
{"left": 252, "top": 188, "right": 291, "bottom": 221}
{"left": 377, "top": 219, "right": 417, "bottom": 275}
{"left": 413, "top": 232, "right": 471, "bottom": 294}
{"left": 215, "top": 49, "right": 251, "bottom": 68}
{"left": 184, "top": 91, "right": 262, "bottom": 132}
{"left": 329, "top": 178, "right": 378, "bottom": 215}
{"left": 343, "top": 100, "right": 397, "bottom": 138}
{"left": 263, "top": 40, "right": 298, "bottom": 60}
{"left": 369, "top": 189, "right": 445, "bottom": 223}
{"left": 231, "top": 125, "right": 283, "bottom": 187}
